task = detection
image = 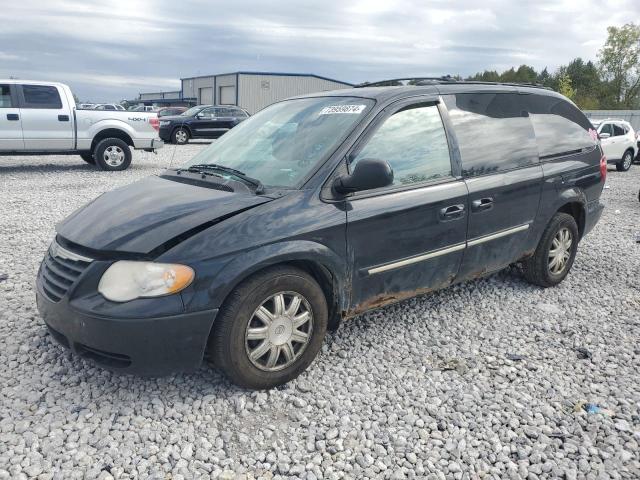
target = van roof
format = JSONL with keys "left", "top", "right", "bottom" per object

{"left": 298, "top": 80, "right": 565, "bottom": 103}
{"left": 0, "top": 79, "right": 69, "bottom": 88}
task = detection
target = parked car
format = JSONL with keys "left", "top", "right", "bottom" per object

{"left": 592, "top": 119, "right": 636, "bottom": 171}
{"left": 159, "top": 105, "right": 249, "bottom": 144}
{"left": 129, "top": 105, "right": 155, "bottom": 112}
{"left": 94, "top": 103, "right": 126, "bottom": 111}
{"left": 157, "top": 106, "right": 187, "bottom": 117}
{"left": 36, "top": 81, "right": 605, "bottom": 389}
{"left": 78, "top": 103, "right": 97, "bottom": 110}
{"left": 0, "top": 80, "right": 163, "bottom": 170}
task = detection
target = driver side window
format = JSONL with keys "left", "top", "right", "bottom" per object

{"left": 199, "top": 107, "right": 216, "bottom": 118}
{"left": 351, "top": 104, "right": 452, "bottom": 187}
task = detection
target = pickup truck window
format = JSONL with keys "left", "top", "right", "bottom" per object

{"left": 21, "top": 85, "right": 63, "bottom": 109}
{"left": 0, "top": 85, "right": 13, "bottom": 108}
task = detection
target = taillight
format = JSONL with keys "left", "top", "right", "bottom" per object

{"left": 600, "top": 154, "right": 607, "bottom": 181}
{"left": 149, "top": 116, "right": 159, "bottom": 132}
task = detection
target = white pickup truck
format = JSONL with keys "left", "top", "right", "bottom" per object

{"left": 0, "top": 80, "right": 163, "bottom": 171}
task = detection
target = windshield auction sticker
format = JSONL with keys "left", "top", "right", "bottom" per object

{"left": 319, "top": 105, "right": 367, "bottom": 115}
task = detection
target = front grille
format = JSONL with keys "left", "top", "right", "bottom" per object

{"left": 40, "top": 242, "right": 92, "bottom": 302}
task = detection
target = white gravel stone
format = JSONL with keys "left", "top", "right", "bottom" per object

{"left": 0, "top": 147, "right": 639, "bottom": 479}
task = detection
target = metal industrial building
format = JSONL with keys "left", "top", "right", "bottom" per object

{"left": 584, "top": 110, "right": 640, "bottom": 130}
{"left": 136, "top": 71, "right": 353, "bottom": 113}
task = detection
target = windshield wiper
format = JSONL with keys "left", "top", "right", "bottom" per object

{"left": 188, "top": 164, "right": 265, "bottom": 194}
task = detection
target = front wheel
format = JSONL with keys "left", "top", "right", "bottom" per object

{"left": 172, "top": 127, "right": 189, "bottom": 145}
{"left": 94, "top": 138, "right": 132, "bottom": 171}
{"left": 522, "top": 212, "right": 579, "bottom": 287}
{"left": 210, "top": 266, "right": 328, "bottom": 390}
{"left": 616, "top": 150, "right": 633, "bottom": 172}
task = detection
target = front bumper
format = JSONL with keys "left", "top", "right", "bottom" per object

{"left": 36, "top": 285, "right": 217, "bottom": 376}
{"left": 159, "top": 127, "right": 173, "bottom": 142}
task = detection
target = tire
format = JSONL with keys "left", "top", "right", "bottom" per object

{"left": 616, "top": 150, "right": 633, "bottom": 172}
{"left": 94, "top": 138, "right": 132, "bottom": 171}
{"left": 522, "top": 212, "right": 579, "bottom": 287}
{"left": 172, "top": 127, "right": 189, "bottom": 145}
{"left": 80, "top": 152, "right": 95, "bottom": 165}
{"left": 210, "top": 265, "right": 328, "bottom": 390}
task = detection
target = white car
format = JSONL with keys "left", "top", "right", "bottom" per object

{"left": 94, "top": 103, "right": 126, "bottom": 111}
{"left": 592, "top": 119, "right": 636, "bottom": 171}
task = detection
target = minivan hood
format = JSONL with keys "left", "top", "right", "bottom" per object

{"left": 56, "top": 175, "right": 272, "bottom": 255}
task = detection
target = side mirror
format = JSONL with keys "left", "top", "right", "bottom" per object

{"left": 599, "top": 132, "right": 610, "bottom": 139}
{"left": 333, "top": 158, "right": 394, "bottom": 194}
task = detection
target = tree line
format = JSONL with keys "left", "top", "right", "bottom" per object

{"left": 466, "top": 23, "right": 640, "bottom": 110}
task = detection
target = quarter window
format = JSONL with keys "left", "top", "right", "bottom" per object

{"left": 443, "top": 93, "right": 538, "bottom": 176}
{"left": 21, "top": 85, "right": 63, "bottom": 109}
{"left": 0, "top": 85, "right": 13, "bottom": 108}
{"left": 521, "top": 94, "right": 596, "bottom": 159}
{"left": 351, "top": 104, "right": 452, "bottom": 187}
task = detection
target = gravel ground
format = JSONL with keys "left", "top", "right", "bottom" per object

{"left": 0, "top": 144, "right": 639, "bottom": 480}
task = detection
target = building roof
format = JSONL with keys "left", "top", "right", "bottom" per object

{"left": 180, "top": 71, "right": 354, "bottom": 86}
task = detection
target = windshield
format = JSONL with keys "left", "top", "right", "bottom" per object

{"left": 182, "top": 106, "right": 206, "bottom": 116}
{"left": 182, "top": 97, "right": 374, "bottom": 188}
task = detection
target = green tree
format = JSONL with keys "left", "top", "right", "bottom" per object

{"left": 598, "top": 23, "right": 640, "bottom": 108}
{"left": 557, "top": 73, "right": 576, "bottom": 100}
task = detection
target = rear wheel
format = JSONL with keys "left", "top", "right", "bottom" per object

{"left": 172, "top": 127, "right": 189, "bottom": 145}
{"left": 522, "top": 212, "right": 579, "bottom": 287}
{"left": 616, "top": 150, "right": 633, "bottom": 171}
{"left": 94, "top": 138, "right": 132, "bottom": 171}
{"left": 210, "top": 266, "right": 328, "bottom": 390}
{"left": 80, "top": 152, "right": 95, "bottom": 165}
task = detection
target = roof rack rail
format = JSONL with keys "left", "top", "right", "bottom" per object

{"left": 355, "top": 77, "right": 553, "bottom": 90}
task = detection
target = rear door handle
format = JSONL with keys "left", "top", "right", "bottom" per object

{"left": 471, "top": 197, "right": 494, "bottom": 212}
{"left": 58, "top": 115, "right": 69, "bottom": 122}
{"left": 6, "top": 113, "right": 19, "bottom": 121}
{"left": 439, "top": 204, "right": 465, "bottom": 221}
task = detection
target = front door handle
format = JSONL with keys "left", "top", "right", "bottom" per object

{"left": 6, "top": 113, "right": 19, "bottom": 121}
{"left": 472, "top": 197, "right": 494, "bottom": 212}
{"left": 439, "top": 204, "right": 465, "bottom": 220}
{"left": 58, "top": 114, "right": 69, "bottom": 122}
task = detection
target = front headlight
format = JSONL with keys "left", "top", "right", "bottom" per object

{"left": 159, "top": 120, "right": 171, "bottom": 126}
{"left": 98, "top": 261, "right": 194, "bottom": 302}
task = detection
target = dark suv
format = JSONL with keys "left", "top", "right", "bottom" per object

{"left": 159, "top": 105, "right": 249, "bottom": 144}
{"left": 36, "top": 80, "right": 605, "bottom": 389}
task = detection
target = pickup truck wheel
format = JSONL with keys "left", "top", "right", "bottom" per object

{"left": 522, "top": 212, "right": 579, "bottom": 287}
{"left": 172, "top": 127, "right": 189, "bottom": 145}
{"left": 616, "top": 150, "right": 633, "bottom": 171}
{"left": 80, "top": 153, "right": 95, "bottom": 165}
{"left": 210, "top": 265, "right": 328, "bottom": 390}
{"left": 94, "top": 138, "right": 132, "bottom": 171}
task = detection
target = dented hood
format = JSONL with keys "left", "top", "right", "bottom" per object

{"left": 56, "top": 175, "right": 272, "bottom": 254}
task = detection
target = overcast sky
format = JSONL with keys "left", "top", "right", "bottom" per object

{"left": 0, "top": 0, "right": 636, "bottom": 102}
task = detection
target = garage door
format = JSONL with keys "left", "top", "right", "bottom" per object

{"left": 219, "top": 86, "right": 235, "bottom": 105}
{"left": 199, "top": 87, "right": 213, "bottom": 105}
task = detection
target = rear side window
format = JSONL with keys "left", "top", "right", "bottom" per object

{"left": 443, "top": 93, "right": 538, "bottom": 176}
{"left": 21, "top": 85, "right": 63, "bottom": 109}
{"left": 522, "top": 94, "right": 596, "bottom": 159}
{"left": 352, "top": 103, "right": 452, "bottom": 187}
{"left": 0, "top": 85, "right": 13, "bottom": 108}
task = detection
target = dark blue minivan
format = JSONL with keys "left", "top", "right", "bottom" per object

{"left": 36, "top": 79, "right": 605, "bottom": 389}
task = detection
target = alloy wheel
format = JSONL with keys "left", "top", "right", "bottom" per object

{"left": 176, "top": 130, "right": 188, "bottom": 144}
{"left": 103, "top": 146, "right": 125, "bottom": 167}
